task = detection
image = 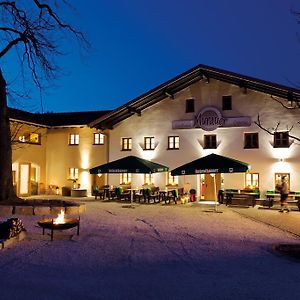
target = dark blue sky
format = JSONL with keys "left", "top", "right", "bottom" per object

{"left": 3, "top": 0, "right": 300, "bottom": 113}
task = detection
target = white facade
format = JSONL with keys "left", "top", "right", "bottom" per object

{"left": 105, "top": 77, "right": 300, "bottom": 196}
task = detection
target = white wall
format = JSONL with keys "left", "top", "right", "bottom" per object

{"left": 107, "top": 78, "right": 300, "bottom": 195}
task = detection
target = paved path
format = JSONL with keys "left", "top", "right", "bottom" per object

{"left": 229, "top": 205, "right": 300, "bottom": 237}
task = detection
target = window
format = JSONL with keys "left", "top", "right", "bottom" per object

{"left": 222, "top": 95, "right": 232, "bottom": 110}
{"left": 245, "top": 173, "right": 259, "bottom": 189}
{"left": 31, "top": 167, "right": 37, "bottom": 182}
{"left": 185, "top": 99, "right": 195, "bottom": 113}
{"left": 244, "top": 133, "right": 259, "bottom": 149}
{"left": 144, "top": 174, "right": 154, "bottom": 185}
{"left": 18, "top": 132, "right": 41, "bottom": 144}
{"left": 122, "top": 138, "right": 132, "bottom": 151}
{"left": 275, "top": 173, "right": 290, "bottom": 189}
{"left": 167, "top": 172, "right": 178, "bottom": 186}
{"left": 204, "top": 135, "right": 217, "bottom": 149}
{"left": 274, "top": 132, "right": 289, "bottom": 148}
{"left": 120, "top": 173, "right": 131, "bottom": 185}
{"left": 68, "top": 168, "right": 79, "bottom": 180}
{"left": 94, "top": 133, "right": 104, "bottom": 145}
{"left": 168, "top": 136, "right": 180, "bottom": 149}
{"left": 29, "top": 133, "right": 40, "bottom": 144}
{"left": 144, "top": 137, "right": 155, "bottom": 150}
{"left": 69, "top": 133, "right": 79, "bottom": 145}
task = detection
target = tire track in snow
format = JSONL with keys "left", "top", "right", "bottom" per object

{"left": 136, "top": 218, "right": 205, "bottom": 273}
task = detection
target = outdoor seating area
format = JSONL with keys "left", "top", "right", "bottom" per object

{"left": 92, "top": 185, "right": 184, "bottom": 205}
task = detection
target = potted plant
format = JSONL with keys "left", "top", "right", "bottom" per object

{"left": 189, "top": 188, "right": 196, "bottom": 202}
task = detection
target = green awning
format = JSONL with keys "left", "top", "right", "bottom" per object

{"left": 171, "top": 153, "right": 249, "bottom": 176}
{"left": 90, "top": 155, "right": 169, "bottom": 174}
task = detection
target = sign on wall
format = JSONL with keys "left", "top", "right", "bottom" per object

{"left": 172, "top": 106, "right": 251, "bottom": 131}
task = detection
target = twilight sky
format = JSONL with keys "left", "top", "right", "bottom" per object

{"left": 3, "top": 0, "right": 300, "bottom": 113}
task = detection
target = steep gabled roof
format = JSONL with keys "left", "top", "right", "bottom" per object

{"left": 89, "top": 64, "right": 300, "bottom": 130}
{"left": 9, "top": 108, "right": 111, "bottom": 127}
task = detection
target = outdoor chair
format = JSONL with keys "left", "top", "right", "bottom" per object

{"left": 148, "top": 187, "right": 160, "bottom": 204}
{"left": 164, "top": 189, "right": 178, "bottom": 204}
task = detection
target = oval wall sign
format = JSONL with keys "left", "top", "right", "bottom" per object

{"left": 195, "top": 107, "right": 225, "bottom": 131}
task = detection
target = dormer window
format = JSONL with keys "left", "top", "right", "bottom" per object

{"left": 222, "top": 95, "right": 232, "bottom": 110}
{"left": 186, "top": 99, "right": 195, "bottom": 113}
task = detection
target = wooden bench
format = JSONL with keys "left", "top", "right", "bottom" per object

{"left": 225, "top": 192, "right": 256, "bottom": 207}
{"left": 263, "top": 195, "right": 299, "bottom": 210}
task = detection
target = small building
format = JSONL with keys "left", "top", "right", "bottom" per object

{"left": 10, "top": 108, "right": 110, "bottom": 196}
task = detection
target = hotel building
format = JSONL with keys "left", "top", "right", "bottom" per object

{"left": 10, "top": 64, "right": 300, "bottom": 199}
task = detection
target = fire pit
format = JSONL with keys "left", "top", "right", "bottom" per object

{"left": 37, "top": 210, "right": 80, "bottom": 241}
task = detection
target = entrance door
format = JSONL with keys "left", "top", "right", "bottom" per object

{"left": 203, "top": 174, "right": 221, "bottom": 201}
{"left": 19, "top": 163, "right": 31, "bottom": 197}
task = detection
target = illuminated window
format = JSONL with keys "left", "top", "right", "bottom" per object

{"left": 122, "top": 138, "right": 132, "bottom": 151}
{"left": 275, "top": 173, "right": 290, "bottom": 189}
{"left": 12, "top": 171, "right": 16, "bottom": 186}
{"left": 204, "top": 135, "right": 217, "bottom": 149}
{"left": 274, "top": 132, "right": 289, "bottom": 148}
{"left": 31, "top": 167, "right": 37, "bottom": 182}
{"left": 186, "top": 99, "right": 194, "bottom": 113}
{"left": 168, "top": 172, "right": 178, "bottom": 185}
{"left": 244, "top": 133, "right": 258, "bottom": 149}
{"left": 144, "top": 137, "right": 155, "bottom": 150}
{"left": 68, "top": 168, "right": 79, "bottom": 180}
{"left": 168, "top": 136, "right": 179, "bottom": 149}
{"left": 245, "top": 173, "right": 259, "bottom": 189}
{"left": 120, "top": 173, "right": 131, "bottom": 184}
{"left": 29, "top": 133, "right": 40, "bottom": 144}
{"left": 222, "top": 95, "right": 232, "bottom": 110}
{"left": 18, "top": 132, "right": 41, "bottom": 144}
{"left": 94, "top": 133, "right": 104, "bottom": 145}
{"left": 144, "top": 174, "right": 154, "bottom": 185}
{"left": 69, "top": 134, "right": 79, "bottom": 145}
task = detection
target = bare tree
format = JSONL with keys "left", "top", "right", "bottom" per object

{"left": 0, "top": 1, "right": 88, "bottom": 203}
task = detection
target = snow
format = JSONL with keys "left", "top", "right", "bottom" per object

{"left": 0, "top": 202, "right": 300, "bottom": 299}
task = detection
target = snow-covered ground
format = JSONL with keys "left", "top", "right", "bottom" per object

{"left": 1, "top": 201, "right": 300, "bottom": 300}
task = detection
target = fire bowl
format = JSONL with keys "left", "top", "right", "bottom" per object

{"left": 38, "top": 218, "right": 80, "bottom": 241}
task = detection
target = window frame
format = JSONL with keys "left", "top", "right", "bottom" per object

{"left": 167, "top": 172, "right": 178, "bottom": 186}
{"left": 69, "top": 133, "right": 79, "bottom": 145}
{"left": 274, "top": 131, "right": 289, "bottom": 148}
{"left": 94, "top": 133, "right": 105, "bottom": 145}
{"left": 144, "top": 136, "right": 155, "bottom": 150}
{"left": 18, "top": 132, "right": 41, "bottom": 145}
{"left": 68, "top": 167, "right": 79, "bottom": 180}
{"left": 185, "top": 99, "right": 195, "bottom": 113}
{"left": 222, "top": 95, "right": 232, "bottom": 110}
{"left": 144, "top": 174, "right": 154, "bottom": 185}
{"left": 274, "top": 173, "right": 290, "bottom": 190}
{"left": 245, "top": 172, "right": 259, "bottom": 189}
{"left": 244, "top": 132, "right": 259, "bottom": 149}
{"left": 121, "top": 137, "right": 132, "bottom": 151}
{"left": 168, "top": 136, "right": 180, "bottom": 150}
{"left": 120, "top": 173, "right": 131, "bottom": 185}
{"left": 204, "top": 134, "right": 217, "bottom": 149}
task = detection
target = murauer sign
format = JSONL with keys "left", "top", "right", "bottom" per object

{"left": 194, "top": 107, "right": 225, "bottom": 131}
{"left": 173, "top": 106, "right": 251, "bottom": 131}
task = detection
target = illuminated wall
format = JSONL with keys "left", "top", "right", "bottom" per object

{"left": 107, "top": 78, "right": 300, "bottom": 194}
{"left": 11, "top": 123, "right": 47, "bottom": 195}
{"left": 45, "top": 127, "right": 108, "bottom": 195}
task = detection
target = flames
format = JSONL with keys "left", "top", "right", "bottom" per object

{"left": 54, "top": 209, "right": 65, "bottom": 224}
